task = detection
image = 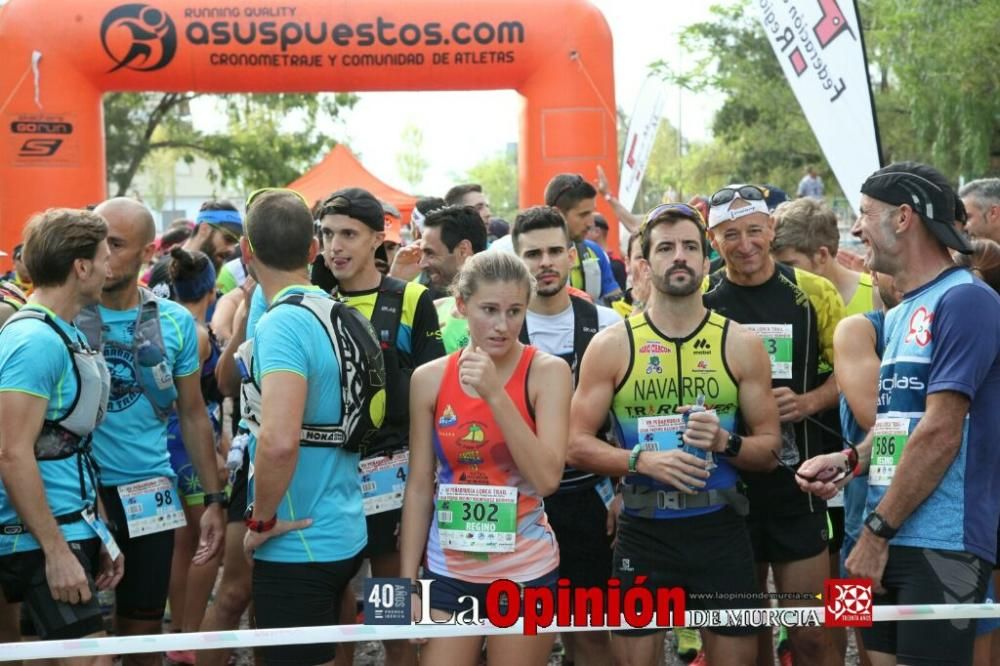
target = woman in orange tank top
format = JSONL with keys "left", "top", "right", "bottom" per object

{"left": 401, "top": 251, "right": 572, "bottom": 665}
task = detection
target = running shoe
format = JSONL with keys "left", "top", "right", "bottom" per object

{"left": 675, "top": 626, "right": 702, "bottom": 663}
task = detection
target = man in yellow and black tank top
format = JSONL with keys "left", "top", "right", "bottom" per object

{"left": 770, "top": 198, "right": 874, "bottom": 657}
{"left": 704, "top": 186, "right": 845, "bottom": 666}
{"left": 570, "top": 203, "right": 781, "bottom": 665}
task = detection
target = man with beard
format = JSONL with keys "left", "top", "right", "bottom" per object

{"left": 146, "top": 201, "right": 243, "bottom": 300}
{"left": 569, "top": 204, "right": 781, "bottom": 665}
{"left": 512, "top": 206, "right": 621, "bottom": 666}
{"left": 798, "top": 163, "right": 1000, "bottom": 665}
{"left": 82, "top": 198, "right": 225, "bottom": 665}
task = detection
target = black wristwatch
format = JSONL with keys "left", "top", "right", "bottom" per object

{"left": 865, "top": 511, "right": 898, "bottom": 539}
{"left": 203, "top": 492, "right": 229, "bottom": 509}
{"left": 722, "top": 432, "right": 743, "bottom": 458}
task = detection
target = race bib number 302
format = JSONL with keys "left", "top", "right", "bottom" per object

{"left": 436, "top": 484, "right": 517, "bottom": 553}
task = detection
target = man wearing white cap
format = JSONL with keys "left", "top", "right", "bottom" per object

{"left": 703, "top": 184, "right": 845, "bottom": 666}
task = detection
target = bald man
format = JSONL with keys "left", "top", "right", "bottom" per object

{"left": 83, "top": 199, "right": 225, "bottom": 664}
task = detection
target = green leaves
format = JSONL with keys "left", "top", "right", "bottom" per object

{"left": 104, "top": 92, "right": 358, "bottom": 197}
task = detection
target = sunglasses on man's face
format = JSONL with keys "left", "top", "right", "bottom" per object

{"left": 709, "top": 185, "right": 766, "bottom": 208}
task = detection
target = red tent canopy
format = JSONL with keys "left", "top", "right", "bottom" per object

{"left": 287, "top": 144, "right": 417, "bottom": 222}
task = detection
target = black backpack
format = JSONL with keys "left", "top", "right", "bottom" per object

{"left": 271, "top": 291, "right": 387, "bottom": 456}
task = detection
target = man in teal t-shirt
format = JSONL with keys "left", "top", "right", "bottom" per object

{"left": 0, "top": 208, "right": 123, "bottom": 643}
{"left": 240, "top": 190, "right": 368, "bottom": 666}
{"left": 88, "top": 198, "right": 225, "bottom": 660}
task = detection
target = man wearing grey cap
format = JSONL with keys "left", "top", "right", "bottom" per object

{"left": 798, "top": 162, "right": 1000, "bottom": 664}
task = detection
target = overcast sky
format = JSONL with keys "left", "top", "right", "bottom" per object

{"left": 317, "top": 0, "right": 726, "bottom": 196}
{"left": 190, "top": 0, "right": 729, "bottom": 197}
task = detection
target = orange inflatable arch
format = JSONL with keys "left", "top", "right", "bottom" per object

{"left": 0, "top": 0, "right": 619, "bottom": 261}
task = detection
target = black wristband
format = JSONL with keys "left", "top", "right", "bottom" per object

{"left": 203, "top": 492, "right": 229, "bottom": 508}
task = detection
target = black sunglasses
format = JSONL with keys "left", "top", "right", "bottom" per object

{"left": 771, "top": 415, "right": 859, "bottom": 484}
{"left": 710, "top": 185, "right": 766, "bottom": 208}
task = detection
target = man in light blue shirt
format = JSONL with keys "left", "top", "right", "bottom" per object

{"left": 240, "top": 190, "right": 369, "bottom": 666}
{"left": 88, "top": 198, "right": 224, "bottom": 663}
{"left": 0, "top": 208, "right": 122, "bottom": 645}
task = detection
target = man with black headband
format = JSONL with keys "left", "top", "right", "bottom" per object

{"left": 799, "top": 162, "right": 1000, "bottom": 665}
{"left": 703, "top": 184, "right": 845, "bottom": 665}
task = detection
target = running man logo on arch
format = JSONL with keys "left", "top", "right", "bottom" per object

{"left": 824, "top": 578, "right": 873, "bottom": 627}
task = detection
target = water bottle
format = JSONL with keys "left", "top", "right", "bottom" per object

{"left": 227, "top": 433, "right": 249, "bottom": 472}
{"left": 778, "top": 422, "right": 801, "bottom": 467}
{"left": 400, "top": 223, "right": 413, "bottom": 247}
{"left": 682, "top": 395, "right": 717, "bottom": 470}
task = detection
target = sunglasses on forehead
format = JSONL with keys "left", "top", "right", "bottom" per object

{"left": 548, "top": 174, "right": 586, "bottom": 207}
{"left": 710, "top": 185, "right": 766, "bottom": 208}
{"left": 641, "top": 203, "right": 705, "bottom": 230}
{"left": 245, "top": 187, "right": 309, "bottom": 211}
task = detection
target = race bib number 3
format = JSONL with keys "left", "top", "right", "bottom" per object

{"left": 744, "top": 324, "right": 793, "bottom": 379}
{"left": 436, "top": 484, "right": 517, "bottom": 553}
{"left": 870, "top": 417, "right": 909, "bottom": 486}
{"left": 636, "top": 415, "right": 684, "bottom": 453}
{"left": 117, "top": 476, "right": 187, "bottom": 538}
{"left": 359, "top": 451, "right": 409, "bottom": 516}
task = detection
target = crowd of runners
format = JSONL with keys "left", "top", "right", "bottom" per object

{"left": 1, "top": 164, "right": 1000, "bottom": 666}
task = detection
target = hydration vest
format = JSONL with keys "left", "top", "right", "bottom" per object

{"left": 571, "top": 242, "right": 604, "bottom": 302}
{"left": 519, "top": 295, "right": 605, "bottom": 492}
{"left": 0, "top": 281, "right": 27, "bottom": 310}
{"left": 76, "top": 287, "right": 177, "bottom": 421}
{"left": 237, "top": 290, "right": 387, "bottom": 455}
{"left": 336, "top": 276, "right": 411, "bottom": 457}
{"left": 518, "top": 294, "right": 598, "bottom": 383}
{"left": 1, "top": 308, "right": 110, "bottom": 502}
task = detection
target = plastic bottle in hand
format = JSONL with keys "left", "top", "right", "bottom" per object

{"left": 227, "top": 432, "right": 249, "bottom": 472}
{"left": 682, "top": 395, "right": 717, "bottom": 470}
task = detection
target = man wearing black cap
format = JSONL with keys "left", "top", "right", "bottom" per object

{"left": 798, "top": 162, "right": 1000, "bottom": 664}
{"left": 318, "top": 187, "right": 443, "bottom": 666}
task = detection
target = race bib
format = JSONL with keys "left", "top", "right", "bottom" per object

{"left": 436, "top": 484, "right": 517, "bottom": 553}
{"left": 359, "top": 451, "right": 409, "bottom": 516}
{"left": 637, "top": 413, "right": 716, "bottom": 469}
{"left": 744, "top": 324, "right": 793, "bottom": 379}
{"left": 595, "top": 478, "right": 615, "bottom": 510}
{"left": 870, "top": 417, "right": 909, "bottom": 486}
{"left": 117, "top": 476, "right": 187, "bottom": 538}
{"left": 636, "top": 415, "right": 684, "bottom": 452}
{"left": 82, "top": 506, "right": 121, "bottom": 561}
